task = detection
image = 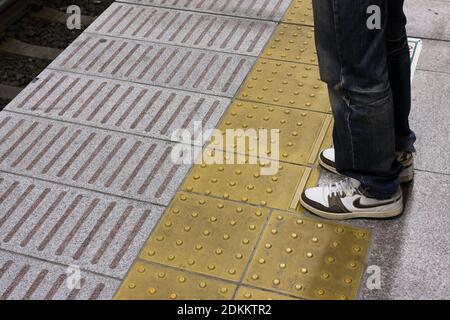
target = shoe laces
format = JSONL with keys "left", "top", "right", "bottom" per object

{"left": 325, "top": 178, "right": 358, "bottom": 198}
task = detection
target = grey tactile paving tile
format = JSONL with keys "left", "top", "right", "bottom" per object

{"left": 0, "top": 112, "right": 191, "bottom": 206}
{"left": 49, "top": 33, "right": 255, "bottom": 97}
{"left": 88, "top": 3, "right": 276, "bottom": 56}
{"left": 119, "top": 0, "right": 293, "bottom": 21}
{"left": 0, "top": 251, "right": 119, "bottom": 300}
{"left": 0, "top": 172, "right": 164, "bottom": 279}
{"left": 405, "top": 0, "right": 450, "bottom": 41}
{"left": 6, "top": 70, "right": 230, "bottom": 144}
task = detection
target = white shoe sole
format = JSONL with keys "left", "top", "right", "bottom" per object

{"left": 300, "top": 197, "right": 404, "bottom": 220}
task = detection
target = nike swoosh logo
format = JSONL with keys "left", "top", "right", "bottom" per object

{"left": 353, "top": 197, "right": 399, "bottom": 209}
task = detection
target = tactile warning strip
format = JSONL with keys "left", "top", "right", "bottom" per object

{"left": 89, "top": 2, "right": 276, "bottom": 56}
{"left": 0, "top": 251, "right": 119, "bottom": 300}
{"left": 0, "top": 172, "right": 163, "bottom": 279}
{"left": 282, "top": 0, "right": 314, "bottom": 26}
{"left": 121, "top": 0, "right": 293, "bottom": 21}
{"left": 6, "top": 70, "right": 230, "bottom": 144}
{"left": 235, "top": 286, "right": 297, "bottom": 300}
{"left": 262, "top": 23, "right": 317, "bottom": 64}
{"left": 182, "top": 154, "right": 315, "bottom": 211}
{"left": 140, "top": 192, "right": 270, "bottom": 281}
{"left": 115, "top": 261, "right": 236, "bottom": 300}
{"left": 0, "top": 112, "right": 190, "bottom": 206}
{"left": 217, "top": 100, "right": 333, "bottom": 166}
{"left": 50, "top": 33, "right": 255, "bottom": 98}
{"left": 237, "top": 59, "right": 331, "bottom": 113}
{"left": 243, "top": 211, "right": 370, "bottom": 300}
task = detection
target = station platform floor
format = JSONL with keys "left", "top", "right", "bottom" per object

{"left": 0, "top": 0, "right": 449, "bottom": 300}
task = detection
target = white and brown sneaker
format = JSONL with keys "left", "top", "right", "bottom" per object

{"left": 319, "top": 148, "right": 414, "bottom": 183}
{"left": 300, "top": 178, "right": 404, "bottom": 220}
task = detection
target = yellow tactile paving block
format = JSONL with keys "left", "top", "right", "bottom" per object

{"left": 182, "top": 154, "right": 315, "bottom": 211}
{"left": 140, "top": 193, "right": 270, "bottom": 282}
{"left": 235, "top": 286, "right": 297, "bottom": 300}
{"left": 217, "top": 100, "right": 333, "bottom": 166}
{"left": 115, "top": 261, "right": 236, "bottom": 300}
{"left": 263, "top": 24, "right": 318, "bottom": 65}
{"left": 237, "top": 59, "right": 331, "bottom": 113}
{"left": 283, "top": 0, "right": 314, "bottom": 26}
{"left": 243, "top": 211, "right": 370, "bottom": 300}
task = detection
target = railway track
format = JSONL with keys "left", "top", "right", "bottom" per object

{"left": 0, "top": 0, "right": 112, "bottom": 109}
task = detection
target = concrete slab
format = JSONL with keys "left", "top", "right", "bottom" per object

{"left": 0, "top": 251, "right": 119, "bottom": 300}
{"left": 405, "top": 0, "right": 450, "bottom": 41}
{"left": 88, "top": 2, "right": 276, "bottom": 56}
{"left": 119, "top": 0, "right": 293, "bottom": 21}
{"left": 6, "top": 70, "right": 230, "bottom": 145}
{"left": 0, "top": 112, "right": 191, "bottom": 206}
{"left": 356, "top": 171, "right": 450, "bottom": 300}
{"left": 49, "top": 33, "right": 255, "bottom": 98}
{"left": 410, "top": 70, "right": 450, "bottom": 175}
{"left": 0, "top": 172, "right": 164, "bottom": 279}
{"left": 417, "top": 39, "right": 450, "bottom": 74}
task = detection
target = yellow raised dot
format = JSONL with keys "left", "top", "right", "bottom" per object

{"left": 148, "top": 288, "right": 157, "bottom": 295}
{"left": 295, "top": 284, "right": 303, "bottom": 291}
{"left": 252, "top": 274, "right": 260, "bottom": 280}
{"left": 220, "top": 287, "right": 228, "bottom": 294}
{"left": 273, "top": 279, "right": 280, "bottom": 285}
{"left": 178, "top": 277, "right": 186, "bottom": 283}
{"left": 170, "top": 293, "right": 178, "bottom": 299}
{"left": 208, "top": 264, "right": 216, "bottom": 270}
{"left": 128, "top": 283, "right": 136, "bottom": 289}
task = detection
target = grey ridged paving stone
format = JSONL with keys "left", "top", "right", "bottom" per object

{"left": 6, "top": 70, "right": 230, "bottom": 144}
{"left": 0, "top": 251, "right": 119, "bottom": 300}
{"left": 49, "top": 33, "right": 255, "bottom": 97}
{"left": 120, "top": 0, "right": 293, "bottom": 21}
{"left": 88, "top": 3, "right": 276, "bottom": 56}
{"left": 0, "top": 112, "right": 191, "bottom": 206}
{"left": 0, "top": 172, "right": 164, "bottom": 279}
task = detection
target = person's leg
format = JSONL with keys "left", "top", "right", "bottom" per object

{"left": 386, "top": 0, "right": 416, "bottom": 153}
{"left": 313, "top": 0, "right": 402, "bottom": 199}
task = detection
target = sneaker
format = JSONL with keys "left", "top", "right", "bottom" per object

{"left": 319, "top": 148, "right": 414, "bottom": 183}
{"left": 300, "top": 178, "right": 404, "bottom": 220}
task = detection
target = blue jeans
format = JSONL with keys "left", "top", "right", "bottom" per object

{"left": 312, "top": 0, "right": 416, "bottom": 198}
